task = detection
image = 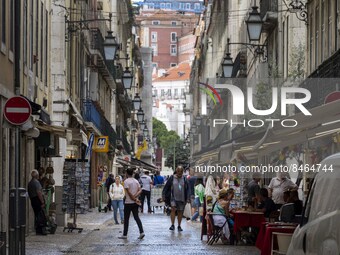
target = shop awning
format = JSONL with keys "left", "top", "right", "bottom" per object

{"left": 36, "top": 121, "right": 69, "bottom": 138}
{"left": 116, "top": 158, "right": 158, "bottom": 171}
{"left": 253, "top": 100, "right": 340, "bottom": 155}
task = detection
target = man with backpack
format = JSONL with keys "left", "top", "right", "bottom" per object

{"left": 162, "top": 165, "right": 190, "bottom": 232}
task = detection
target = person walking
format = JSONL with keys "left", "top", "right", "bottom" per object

{"left": 28, "top": 169, "right": 47, "bottom": 235}
{"left": 140, "top": 171, "right": 153, "bottom": 213}
{"left": 118, "top": 168, "right": 145, "bottom": 240}
{"left": 162, "top": 165, "right": 190, "bottom": 232}
{"left": 105, "top": 173, "right": 114, "bottom": 211}
{"left": 109, "top": 176, "right": 125, "bottom": 224}
{"left": 191, "top": 178, "right": 205, "bottom": 222}
{"left": 153, "top": 171, "right": 164, "bottom": 187}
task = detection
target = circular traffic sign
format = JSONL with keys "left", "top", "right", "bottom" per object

{"left": 4, "top": 96, "right": 32, "bottom": 125}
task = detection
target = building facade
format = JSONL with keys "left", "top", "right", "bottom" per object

{"left": 136, "top": 10, "right": 199, "bottom": 69}
{"left": 138, "top": 0, "right": 204, "bottom": 14}
{"left": 152, "top": 62, "right": 191, "bottom": 138}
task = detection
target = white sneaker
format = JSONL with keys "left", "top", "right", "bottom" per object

{"left": 138, "top": 233, "right": 145, "bottom": 239}
{"left": 118, "top": 235, "right": 127, "bottom": 239}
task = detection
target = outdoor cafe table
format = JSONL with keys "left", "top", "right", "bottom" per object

{"left": 233, "top": 211, "right": 266, "bottom": 234}
{"left": 256, "top": 224, "right": 297, "bottom": 255}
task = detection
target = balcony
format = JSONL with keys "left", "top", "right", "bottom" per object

{"left": 90, "top": 28, "right": 115, "bottom": 86}
{"left": 260, "top": 0, "right": 278, "bottom": 32}
{"left": 116, "top": 125, "right": 132, "bottom": 153}
{"left": 82, "top": 100, "right": 117, "bottom": 147}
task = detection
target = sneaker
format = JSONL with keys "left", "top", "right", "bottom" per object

{"left": 177, "top": 226, "right": 183, "bottom": 232}
{"left": 169, "top": 225, "right": 175, "bottom": 231}
{"left": 115, "top": 222, "right": 119, "bottom": 225}
{"left": 138, "top": 233, "right": 145, "bottom": 239}
{"left": 118, "top": 235, "right": 127, "bottom": 239}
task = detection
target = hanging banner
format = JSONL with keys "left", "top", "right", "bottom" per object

{"left": 93, "top": 136, "right": 109, "bottom": 152}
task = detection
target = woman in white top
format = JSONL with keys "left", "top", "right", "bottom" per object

{"left": 110, "top": 176, "right": 125, "bottom": 224}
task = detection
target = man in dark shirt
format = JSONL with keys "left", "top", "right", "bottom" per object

{"left": 256, "top": 188, "right": 276, "bottom": 218}
{"left": 247, "top": 173, "right": 261, "bottom": 207}
{"left": 105, "top": 174, "right": 114, "bottom": 210}
{"left": 187, "top": 168, "right": 197, "bottom": 215}
{"left": 28, "top": 169, "right": 47, "bottom": 235}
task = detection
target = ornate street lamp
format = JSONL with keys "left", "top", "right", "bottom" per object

{"left": 191, "top": 124, "right": 197, "bottom": 134}
{"left": 246, "top": 5, "right": 263, "bottom": 41}
{"left": 103, "top": 31, "right": 119, "bottom": 61}
{"left": 221, "top": 52, "right": 234, "bottom": 78}
{"left": 139, "top": 120, "right": 146, "bottom": 130}
{"left": 136, "top": 108, "right": 144, "bottom": 123}
{"left": 122, "top": 67, "right": 133, "bottom": 90}
{"left": 132, "top": 93, "right": 142, "bottom": 111}
{"left": 143, "top": 125, "right": 149, "bottom": 137}
{"left": 195, "top": 116, "right": 202, "bottom": 126}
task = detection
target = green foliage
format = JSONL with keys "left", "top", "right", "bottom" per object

{"left": 152, "top": 117, "right": 189, "bottom": 169}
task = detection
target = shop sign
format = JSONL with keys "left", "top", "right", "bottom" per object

{"left": 93, "top": 136, "right": 109, "bottom": 152}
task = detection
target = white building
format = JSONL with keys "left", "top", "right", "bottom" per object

{"left": 152, "top": 62, "right": 191, "bottom": 138}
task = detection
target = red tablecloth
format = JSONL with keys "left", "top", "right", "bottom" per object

{"left": 256, "top": 223, "right": 297, "bottom": 250}
{"left": 258, "top": 226, "right": 296, "bottom": 255}
{"left": 233, "top": 211, "right": 266, "bottom": 234}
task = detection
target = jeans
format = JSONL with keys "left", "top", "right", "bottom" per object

{"left": 123, "top": 203, "right": 144, "bottom": 236}
{"left": 112, "top": 200, "right": 124, "bottom": 223}
{"left": 140, "top": 190, "right": 151, "bottom": 212}
{"left": 30, "top": 196, "right": 46, "bottom": 233}
{"left": 191, "top": 197, "right": 202, "bottom": 221}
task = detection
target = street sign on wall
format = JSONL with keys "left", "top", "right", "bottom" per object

{"left": 3, "top": 96, "right": 32, "bottom": 125}
{"left": 93, "top": 136, "right": 109, "bottom": 152}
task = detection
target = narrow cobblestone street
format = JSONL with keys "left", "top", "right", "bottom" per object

{"left": 26, "top": 208, "right": 260, "bottom": 255}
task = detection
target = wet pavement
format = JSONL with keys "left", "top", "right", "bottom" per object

{"left": 26, "top": 207, "right": 260, "bottom": 255}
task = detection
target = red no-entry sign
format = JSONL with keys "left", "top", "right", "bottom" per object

{"left": 4, "top": 96, "right": 32, "bottom": 125}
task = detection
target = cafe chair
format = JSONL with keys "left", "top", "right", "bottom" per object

{"left": 279, "top": 203, "right": 295, "bottom": 223}
{"left": 271, "top": 232, "right": 293, "bottom": 254}
{"left": 207, "top": 213, "right": 233, "bottom": 245}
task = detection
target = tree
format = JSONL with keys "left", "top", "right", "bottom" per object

{"left": 152, "top": 118, "right": 189, "bottom": 169}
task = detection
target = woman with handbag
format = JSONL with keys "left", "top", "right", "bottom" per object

{"left": 110, "top": 176, "right": 125, "bottom": 224}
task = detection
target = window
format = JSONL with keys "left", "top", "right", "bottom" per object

{"left": 309, "top": 14, "right": 313, "bottom": 72}
{"left": 179, "top": 3, "right": 184, "bottom": 9}
{"left": 161, "top": 89, "right": 165, "bottom": 96}
{"left": 151, "top": 43, "right": 158, "bottom": 56}
{"left": 10, "top": 0, "right": 14, "bottom": 51}
{"left": 166, "top": 3, "right": 171, "bottom": 9}
{"left": 167, "top": 89, "right": 171, "bottom": 96}
{"left": 1, "top": 0, "right": 6, "bottom": 45}
{"left": 170, "top": 44, "right": 177, "bottom": 55}
{"left": 321, "top": 1, "right": 325, "bottom": 61}
{"left": 170, "top": 63, "right": 177, "bottom": 67}
{"left": 171, "top": 32, "right": 177, "bottom": 42}
{"left": 186, "top": 3, "right": 191, "bottom": 9}
{"left": 152, "top": 62, "right": 158, "bottom": 69}
{"left": 148, "top": 3, "right": 154, "bottom": 9}
{"left": 30, "top": 0, "right": 34, "bottom": 70}
{"left": 152, "top": 20, "right": 160, "bottom": 25}
{"left": 23, "top": 1, "right": 28, "bottom": 65}
{"left": 151, "top": 31, "right": 157, "bottom": 42}
{"left": 181, "top": 88, "right": 185, "bottom": 96}
{"left": 171, "top": 21, "right": 177, "bottom": 26}
{"left": 160, "top": 3, "right": 165, "bottom": 9}
{"left": 153, "top": 90, "right": 158, "bottom": 97}
{"left": 45, "top": 10, "right": 48, "bottom": 84}
{"left": 36, "top": 0, "right": 39, "bottom": 76}
{"left": 40, "top": 3, "right": 43, "bottom": 81}
{"left": 315, "top": 7, "right": 319, "bottom": 68}
{"left": 174, "top": 88, "right": 178, "bottom": 96}
{"left": 194, "top": 3, "right": 200, "bottom": 10}
{"left": 328, "top": 0, "right": 332, "bottom": 56}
